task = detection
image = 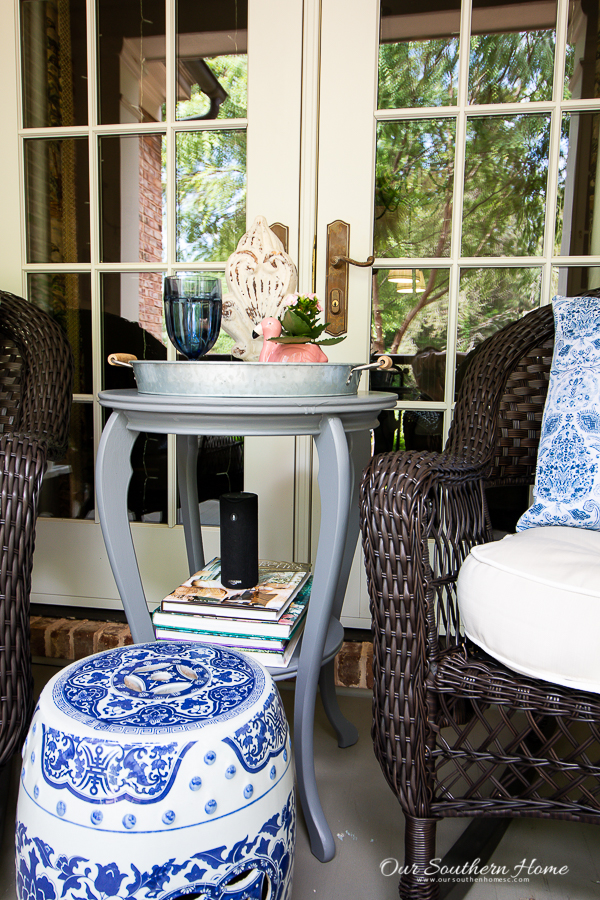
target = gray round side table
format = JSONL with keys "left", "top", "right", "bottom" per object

{"left": 95, "top": 388, "right": 395, "bottom": 862}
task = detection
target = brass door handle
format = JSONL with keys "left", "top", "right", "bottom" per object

{"left": 331, "top": 253, "right": 375, "bottom": 268}
{"left": 325, "top": 220, "right": 374, "bottom": 336}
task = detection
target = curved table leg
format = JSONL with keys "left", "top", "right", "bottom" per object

{"left": 317, "top": 428, "right": 372, "bottom": 748}
{"left": 96, "top": 411, "right": 155, "bottom": 644}
{"left": 294, "top": 415, "right": 351, "bottom": 863}
{"left": 176, "top": 434, "right": 205, "bottom": 574}
{"left": 318, "top": 659, "right": 357, "bottom": 748}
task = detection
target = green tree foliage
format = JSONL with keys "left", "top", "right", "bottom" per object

{"left": 175, "top": 56, "right": 247, "bottom": 262}
{"left": 378, "top": 37, "right": 459, "bottom": 108}
{"left": 462, "top": 113, "right": 550, "bottom": 258}
{"left": 469, "top": 31, "right": 554, "bottom": 104}
{"left": 373, "top": 29, "right": 555, "bottom": 360}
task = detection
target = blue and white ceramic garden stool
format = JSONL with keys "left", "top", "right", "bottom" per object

{"left": 15, "top": 641, "right": 295, "bottom": 900}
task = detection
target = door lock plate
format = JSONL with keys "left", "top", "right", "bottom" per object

{"left": 325, "top": 220, "right": 349, "bottom": 336}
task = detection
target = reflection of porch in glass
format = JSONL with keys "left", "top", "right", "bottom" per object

{"left": 372, "top": 350, "right": 461, "bottom": 403}
{"left": 380, "top": 1, "right": 557, "bottom": 44}
{"left": 387, "top": 268, "right": 426, "bottom": 293}
{"left": 120, "top": 32, "right": 247, "bottom": 122}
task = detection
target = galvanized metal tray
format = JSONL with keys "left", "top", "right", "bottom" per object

{"left": 107, "top": 355, "right": 393, "bottom": 398}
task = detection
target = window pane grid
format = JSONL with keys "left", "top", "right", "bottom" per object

{"left": 374, "top": 0, "right": 600, "bottom": 453}
{"left": 18, "top": 0, "right": 248, "bottom": 523}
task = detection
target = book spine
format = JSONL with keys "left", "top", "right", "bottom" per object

{"left": 153, "top": 629, "right": 288, "bottom": 652}
{"left": 153, "top": 630, "right": 293, "bottom": 666}
{"left": 152, "top": 597, "right": 308, "bottom": 639}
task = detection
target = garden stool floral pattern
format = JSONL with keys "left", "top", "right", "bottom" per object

{"left": 15, "top": 641, "right": 295, "bottom": 900}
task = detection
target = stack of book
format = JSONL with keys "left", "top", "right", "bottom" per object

{"left": 152, "top": 557, "right": 311, "bottom": 668}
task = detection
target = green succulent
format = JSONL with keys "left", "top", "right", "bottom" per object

{"left": 269, "top": 294, "right": 345, "bottom": 346}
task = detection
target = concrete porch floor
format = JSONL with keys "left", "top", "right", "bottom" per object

{"left": 2, "top": 662, "right": 600, "bottom": 899}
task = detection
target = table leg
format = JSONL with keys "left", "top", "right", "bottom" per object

{"left": 317, "top": 428, "right": 371, "bottom": 749}
{"left": 317, "top": 659, "right": 358, "bottom": 749}
{"left": 176, "top": 434, "right": 205, "bottom": 575}
{"left": 96, "top": 411, "right": 155, "bottom": 644}
{"left": 294, "top": 415, "right": 351, "bottom": 863}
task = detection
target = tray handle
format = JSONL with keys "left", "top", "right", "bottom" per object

{"left": 108, "top": 353, "right": 137, "bottom": 368}
{"left": 346, "top": 355, "right": 394, "bottom": 385}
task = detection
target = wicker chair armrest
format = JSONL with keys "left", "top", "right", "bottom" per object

{"left": 361, "top": 449, "right": 490, "bottom": 815}
{"left": 360, "top": 448, "right": 490, "bottom": 650}
{"left": 0, "top": 291, "right": 73, "bottom": 460}
{"left": 0, "top": 431, "right": 48, "bottom": 529}
{"left": 0, "top": 432, "right": 47, "bottom": 765}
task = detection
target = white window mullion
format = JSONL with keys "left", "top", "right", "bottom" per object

{"left": 86, "top": 0, "right": 97, "bottom": 127}
{"left": 166, "top": 126, "right": 177, "bottom": 354}
{"left": 542, "top": 107, "right": 562, "bottom": 305}
{"left": 165, "top": 0, "right": 177, "bottom": 527}
{"left": 554, "top": 0, "right": 569, "bottom": 102}
{"left": 552, "top": 255, "right": 600, "bottom": 264}
{"left": 442, "top": 0, "right": 471, "bottom": 438}
{"left": 292, "top": 0, "right": 322, "bottom": 564}
{"left": 88, "top": 0, "right": 104, "bottom": 520}
{"left": 540, "top": 0, "right": 569, "bottom": 305}
{"left": 14, "top": 0, "right": 27, "bottom": 295}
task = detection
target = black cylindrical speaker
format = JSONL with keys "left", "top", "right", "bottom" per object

{"left": 219, "top": 492, "right": 259, "bottom": 589}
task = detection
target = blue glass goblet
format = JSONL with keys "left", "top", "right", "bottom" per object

{"left": 163, "top": 275, "right": 222, "bottom": 360}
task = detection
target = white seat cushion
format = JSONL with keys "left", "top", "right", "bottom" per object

{"left": 457, "top": 526, "right": 600, "bottom": 693}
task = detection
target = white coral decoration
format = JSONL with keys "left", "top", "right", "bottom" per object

{"left": 221, "top": 216, "right": 298, "bottom": 360}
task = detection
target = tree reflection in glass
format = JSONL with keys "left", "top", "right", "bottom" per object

{"left": 176, "top": 130, "right": 246, "bottom": 263}
{"left": 462, "top": 114, "right": 550, "bottom": 258}
{"left": 374, "top": 120, "right": 455, "bottom": 259}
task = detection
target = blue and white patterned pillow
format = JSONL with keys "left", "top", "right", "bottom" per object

{"left": 517, "top": 294, "right": 600, "bottom": 532}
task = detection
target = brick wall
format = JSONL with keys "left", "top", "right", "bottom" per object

{"left": 29, "top": 615, "right": 373, "bottom": 689}
{"left": 138, "top": 133, "right": 163, "bottom": 343}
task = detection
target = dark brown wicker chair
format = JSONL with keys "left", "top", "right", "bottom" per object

{"left": 360, "top": 302, "right": 600, "bottom": 899}
{"left": 0, "top": 291, "right": 72, "bottom": 775}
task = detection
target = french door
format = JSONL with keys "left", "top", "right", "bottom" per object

{"left": 4, "top": 0, "right": 600, "bottom": 626}
{"left": 315, "top": 0, "right": 600, "bottom": 624}
{"left": 10, "top": 0, "right": 308, "bottom": 615}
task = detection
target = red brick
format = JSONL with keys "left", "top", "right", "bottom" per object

{"left": 71, "top": 620, "right": 100, "bottom": 660}
{"left": 365, "top": 643, "right": 374, "bottom": 690}
{"left": 30, "top": 617, "right": 56, "bottom": 658}
{"left": 30, "top": 616, "right": 373, "bottom": 690}
{"left": 335, "top": 642, "right": 362, "bottom": 688}
{"left": 48, "top": 618, "right": 78, "bottom": 659}
{"left": 94, "top": 623, "right": 132, "bottom": 654}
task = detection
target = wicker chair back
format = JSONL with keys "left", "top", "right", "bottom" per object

{"left": 0, "top": 291, "right": 72, "bottom": 769}
{"left": 0, "top": 291, "right": 73, "bottom": 458}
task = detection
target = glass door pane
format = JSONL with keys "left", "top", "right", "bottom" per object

{"left": 176, "top": 0, "right": 247, "bottom": 120}
{"left": 100, "top": 134, "right": 166, "bottom": 263}
{"left": 375, "top": 120, "right": 455, "bottom": 259}
{"left": 97, "top": 0, "right": 166, "bottom": 124}
{"left": 378, "top": 0, "right": 461, "bottom": 108}
{"left": 469, "top": 0, "right": 557, "bottom": 103}
{"left": 175, "top": 130, "right": 246, "bottom": 262}
{"left": 556, "top": 111, "right": 600, "bottom": 259}
{"left": 21, "top": 0, "right": 88, "bottom": 127}
{"left": 462, "top": 114, "right": 551, "bottom": 257}
{"left": 565, "top": 0, "right": 600, "bottom": 100}
{"left": 24, "top": 138, "right": 90, "bottom": 263}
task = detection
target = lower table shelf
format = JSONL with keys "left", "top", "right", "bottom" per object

{"left": 268, "top": 616, "right": 344, "bottom": 682}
